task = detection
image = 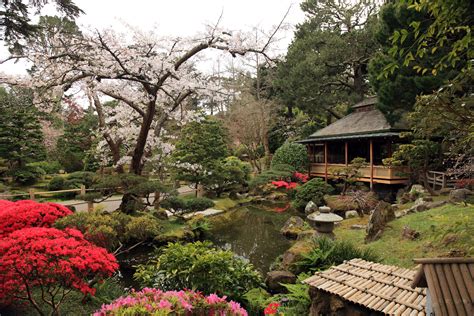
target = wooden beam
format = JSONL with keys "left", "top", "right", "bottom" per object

{"left": 345, "top": 141, "right": 348, "bottom": 166}
{"left": 370, "top": 139, "right": 374, "bottom": 190}
{"left": 324, "top": 142, "right": 328, "bottom": 182}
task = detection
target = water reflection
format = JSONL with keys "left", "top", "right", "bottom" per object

{"left": 208, "top": 206, "right": 294, "bottom": 274}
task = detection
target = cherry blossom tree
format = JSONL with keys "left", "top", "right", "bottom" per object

{"left": 1, "top": 17, "right": 287, "bottom": 209}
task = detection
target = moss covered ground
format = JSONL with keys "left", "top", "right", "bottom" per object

{"left": 334, "top": 202, "right": 474, "bottom": 267}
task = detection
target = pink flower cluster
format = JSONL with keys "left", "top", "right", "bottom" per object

{"left": 94, "top": 288, "right": 248, "bottom": 316}
{"left": 0, "top": 200, "right": 73, "bottom": 238}
{"left": 293, "top": 172, "right": 309, "bottom": 183}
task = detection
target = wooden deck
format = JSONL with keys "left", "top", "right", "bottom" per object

{"left": 309, "top": 163, "right": 409, "bottom": 185}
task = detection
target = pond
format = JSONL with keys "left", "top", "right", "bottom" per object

{"left": 118, "top": 203, "right": 296, "bottom": 287}
{"left": 208, "top": 204, "right": 295, "bottom": 274}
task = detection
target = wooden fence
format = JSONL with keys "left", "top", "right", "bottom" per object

{"left": 420, "top": 171, "right": 457, "bottom": 190}
{"left": 0, "top": 185, "right": 99, "bottom": 211}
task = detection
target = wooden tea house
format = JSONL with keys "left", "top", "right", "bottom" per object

{"left": 299, "top": 97, "right": 409, "bottom": 189}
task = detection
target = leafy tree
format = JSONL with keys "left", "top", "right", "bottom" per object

{"left": 0, "top": 87, "right": 46, "bottom": 170}
{"left": 274, "top": 0, "right": 379, "bottom": 119}
{"left": 203, "top": 156, "right": 251, "bottom": 197}
{"left": 271, "top": 142, "right": 308, "bottom": 172}
{"left": 171, "top": 118, "right": 228, "bottom": 195}
{"left": 1, "top": 0, "right": 83, "bottom": 52}
{"left": 369, "top": 1, "right": 458, "bottom": 123}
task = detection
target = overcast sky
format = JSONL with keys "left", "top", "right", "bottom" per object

{"left": 1, "top": 0, "right": 306, "bottom": 74}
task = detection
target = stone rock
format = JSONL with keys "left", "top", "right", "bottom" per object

{"left": 423, "top": 196, "right": 434, "bottom": 202}
{"left": 265, "top": 270, "right": 297, "bottom": 294}
{"left": 350, "top": 224, "right": 366, "bottom": 230}
{"left": 153, "top": 209, "right": 169, "bottom": 220}
{"left": 365, "top": 201, "right": 395, "bottom": 243}
{"left": 280, "top": 216, "right": 305, "bottom": 239}
{"left": 297, "top": 229, "right": 319, "bottom": 241}
{"left": 449, "top": 188, "right": 472, "bottom": 202}
{"left": 281, "top": 240, "right": 315, "bottom": 274}
{"left": 438, "top": 188, "right": 453, "bottom": 196}
{"left": 410, "top": 184, "right": 428, "bottom": 196}
{"left": 345, "top": 210, "right": 358, "bottom": 219}
{"left": 395, "top": 210, "right": 407, "bottom": 218}
{"left": 426, "top": 200, "right": 447, "bottom": 209}
{"left": 402, "top": 226, "right": 420, "bottom": 240}
{"left": 305, "top": 201, "right": 318, "bottom": 215}
{"left": 391, "top": 204, "right": 399, "bottom": 210}
{"left": 267, "top": 191, "right": 288, "bottom": 201}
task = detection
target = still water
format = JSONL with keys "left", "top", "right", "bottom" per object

{"left": 208, "top": 205, "right": 295, "bottom": 274}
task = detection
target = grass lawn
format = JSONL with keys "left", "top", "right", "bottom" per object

{"left": 335, "top": 203, "right": 474, "bottom": 268}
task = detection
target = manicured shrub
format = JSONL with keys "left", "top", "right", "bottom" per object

{"left": 185, "top": 197, "right": 215, "bottom": 212}
{"left": 66, "top": 171, "right": 97, "bottom": 188}
{"left": 54, "top": 211, "right": 161, "bottom": 251}
{"left": 48, "top": 176, "right": 66, "bottom": 191}
{"left": 292, "top": 178, "right": 334, "bottom": 211}
{"left": 0, "top": 200, "right": 72, "bottom": 237}
{"left": 11, "top": 166, "right": 45, "bottom": 185}
{"left": 134, "top": 241, "right": 263, "bottom": 300}
{"left": 161, "top": 196, "right": 215, "bottom": 216}
{"left": 249, "top": 164, "right": 295, "bottom": 189}
{"left": 271, "top": 143, "right": 308, "bottom": 172}
{"left": 27, "top": 161, "right": 62, "bottom": 174}
{"left": 93, "top": 288, "right": 248, "bottom": 316}
{"left": 0, "top": 227, "right": 118, "bottom": 314}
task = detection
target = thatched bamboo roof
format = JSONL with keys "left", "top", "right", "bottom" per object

{"left": 299, "top": 97, "right": 407, "bottom": 142}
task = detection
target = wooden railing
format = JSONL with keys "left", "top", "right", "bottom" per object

{"left": 420, "top": 171, "right": 456, "bottom": 190}
{"left": 310, "top": 163, "right": 409, "bottom": 180}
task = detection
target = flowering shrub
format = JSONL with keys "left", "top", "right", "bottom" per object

{"left": 0, "top": 227, "right": 118, "bottom": 314}
{"left": 293, "top": 172, "right": 309, "bottom": 183}
{"left": 455, "top": 178, "right": 474, "bottom": 190}
{"left": 271, "top": 181, "right": 298, "bottom": 190}
{"left": 0, "top": 200, "right": 72, "bottom": 237}
{"left": 94, "top": 288, "right": 248, "bottom": 316}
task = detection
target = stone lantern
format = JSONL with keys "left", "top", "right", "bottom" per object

{"left": 307, "top": 206, "right": 343, "bottom": 238}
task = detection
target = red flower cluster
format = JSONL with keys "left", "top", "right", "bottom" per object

{"left": 0, "top": 227, "right": 119, "bottom": 304}
{"left": 293, "top": 172, "right": 309, "bottom": 183}
{"left": 264, "top": 302, "right": 280, "bottom": 315}
{"left": 455, "top": 178, "right": 474, "bottom": 190}
{"left": 271, "top": 181, "right": 298, "bottom": 190}
{"left": 0, "top": 200, "right": 72, "bottom": 238}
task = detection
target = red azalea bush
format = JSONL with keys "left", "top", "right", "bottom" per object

{"left": 0, "top": 200, "right": 73, "bottom": 237}
{"left": 94, "top": 288, "right": 248, "bottom": 316}
{"left": 455, "top": 178, "right": 474, "bottom": 190}
{"left": 0, "top": 227, "right": 119, "bottom": 313}
{"left": 271, "top": 172, "right": 309, "bottom": 190}
{"left": 293, "top": 172, "right": 309, "bottom": 183}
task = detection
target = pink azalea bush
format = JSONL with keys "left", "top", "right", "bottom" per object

{"left": 94, "top": 288, "right": 248, "bottom": 316}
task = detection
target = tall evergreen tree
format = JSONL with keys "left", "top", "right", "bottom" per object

{"left": 274, "top": 0, "right": 380, "bottom": 119}
{"left": 0, "top": 87, "right": 46, "bottom": 169}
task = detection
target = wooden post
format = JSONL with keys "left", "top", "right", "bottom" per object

{"left": 87, "top": 201, "right": 94, "bottom": 212}
{"left": 80, "top": 185, "right": 86, "bottom": 196}
{"left": 28, "top": 189, "right": 35, "bottom": 200}
{"left": 369, "top": 139, "right": 374, "bottom": 190}
{"left": 324, "top": 142, "right": 328, "bottom": 182}
{"left": 345, "top": 141, "right": 348, "bottom": 166}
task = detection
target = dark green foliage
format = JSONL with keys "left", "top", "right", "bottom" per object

{"left": 271, "top": 273, "right": 311, "bottom": 315}
{"left": 171, "top": 117, "right": 228, "bottom": 190}
{"left": 1, "top": 1, "right": 83, "bottom": 52}
{"left": 368, "top": 1, "right": 455, "bottom": 123}
{"left": 134, "top": 241, "right": 263, "bottom": 300}
{"left": 27, "top": 161, "right": 62, "bottom": 174}
{"left": 203, "top": 156, "right": 251, "bottom": 197}
{"left": 161, "top": 196, "right": 215, "bottom": 215}
{"left": 11, "top": 165, "right": 45, "bottom": 185}
{"left": 274, "top": 0, "right": 378, "bottom": 117}
{"left": 66, "top": 171, "right": 97, "bottom": 187}
{"left": 293, "top": 178, "right": 334, "bottom": 211}
{"left": 48, "top": 176, "right": 66, "bottom": 191}
{"left": 271, "top": 143, "right": 308, "bottom": 172}
{"left": 0, "top": 87, "right": 46, "bottom": 183}
{"left": 56, "top": 111, "right": 99, "bottom": 172}
{"left": 297, "top": 237, "right": 379, "bottom": 272}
